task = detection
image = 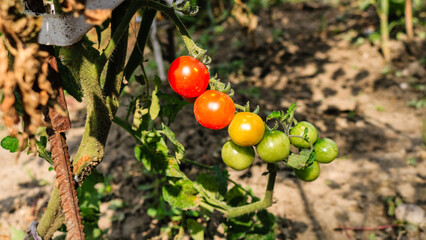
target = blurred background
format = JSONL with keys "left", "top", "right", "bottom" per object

{"left": 1, "top": 0, "right": 425, "bottom": 239}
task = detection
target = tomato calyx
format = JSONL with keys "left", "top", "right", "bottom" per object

{"left": 208, "top": 75, "right": 234, "bottom": 97}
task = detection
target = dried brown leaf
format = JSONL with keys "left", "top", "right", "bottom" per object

{"left": 0, "top": 1, "right": 57, "bottom": 150}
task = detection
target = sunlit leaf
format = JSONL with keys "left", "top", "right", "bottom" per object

{"left": 1, "top": 136, "right": 19, "bottom": 153}
{"left": 187, "top": 218, "right": 204, "bottom": 240}
{"left": 149, "top": 89, "right": 160, "bottom": 120}
{"left": 163, "top": 179, "right": 201, "bottom": 210}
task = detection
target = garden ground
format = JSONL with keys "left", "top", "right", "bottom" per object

{"left": 1, "top": 2, "right": 425, "bottom": 240}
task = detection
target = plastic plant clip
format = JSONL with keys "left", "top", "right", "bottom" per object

{"left": 26, "top": 0, "right": 125, "bottom": 46}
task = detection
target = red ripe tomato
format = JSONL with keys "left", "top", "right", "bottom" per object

{"left": 194, "top": 90, "right": 235, "bottom": 130}
{"left": 168, "top": 56, "right": 209, "bottom": 98}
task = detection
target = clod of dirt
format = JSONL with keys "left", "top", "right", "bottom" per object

{"left": 395, "top": 204, "right": 426, "bottom": 228}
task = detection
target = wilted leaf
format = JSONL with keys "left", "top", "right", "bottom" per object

{"left": 163, "top": 179, "right": 201, "bottom": 210}
{"left": 225, "top": 185, "right": 248, "bottom": 207}
{"left": 36, "top": 136, "right": 52, "bottom": 164}
{"left": 287, "top": 149, "right": 312, "bottom": 169}
{"left": 161, "top": 124, "right": 185, "bottom": 161}
{"left": 187, "top": 218, "right": 204, "bottom": 240}
{"left": 149, "top": 89, "right": 160, "bottom": 120}
{"left": 165, "top": 158, "right": 185, "bottom": 178}
{"left": 195, "top": 172, "right": 225, "bottom": 200}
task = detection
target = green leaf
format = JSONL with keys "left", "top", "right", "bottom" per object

{"left": 158, "top": 92, "right": 189, "bottom": 123}
{"left": 360, "top": 0, "right": 372, "bottom": 11}
{"left": 134, "top": 131, "right": 169, "bottom": 173}
{"left": 187, "top": 218, "right": 204, "bottom": 240}
{"left": 1, "top": 136, "right": 19, "bottom": 153}
{"left": 165, "top": 158, "right": 185, "bottom": 178}
{"left": 36, "top": 136, "right": 52, "bottom": 164}
{"left": 163, "top": 179, "right": 201, "bottom": 210}
{"left": 225, "top": 185, "right": 248, "bottom": 207}
{"left": 161, "top": 124, "right": 185, "bottom": 161}
{"left": 213, "top": 166, "right": 228, "bottom": 197}
{"left": 266, "top": 111, "right": 283, "bottom": 121}
{"left": 195, "top": 173, "right": 223, "bottom": 200}
{"left": 134, "top": 144, "right": 167, "bottom": 173}
{"left": 10, "top": 226, "right": 26, "bottom": 240}
{"left": 149, "top": 89, "right": 160, "bottom": 120}
{"left": 245, "top": 233, "right": 276, "bottom": 240}
{"left": 287, "top": 149, "right": 312, "bottom": 169}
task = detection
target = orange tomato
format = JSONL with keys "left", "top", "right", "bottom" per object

{"left": 228, "top": 112, "right": 265, "bottom": 146}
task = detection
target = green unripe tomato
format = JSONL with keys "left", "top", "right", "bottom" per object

{"left": 221, "top": 140, "right": 255, "bottom": 170}
{"left": 294, "top": 161, "right": 320, "bottom": 182}
{"left": 256, "top": 130, "right": 290, "bottom": 163}
{"left": 290, "top": 121, "right": 318, "bottom": 149}
{"left": 315, "top": 138, "right": 338, "bottom": 163}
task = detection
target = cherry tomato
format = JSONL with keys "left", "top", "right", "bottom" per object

{"left": 256, "top": 130, "right": 290, "bottom": 163}
{"left": 289, "top": 121, "right": 318, "bottom": 149}
{"left": 194, "top": 90, "right": 235, "bottom": 130}
{"left": 294, "top": 161, "right": 320, "bottom": 182}
{"left": 315, "top": 138, "right": 338, "bottom": 163}
{"left": 221, "top": 140, "right": 254, "bottom": 170}
{"left": 168, "top": 56, "right": 209, "bottom": 98}
{"left": 228, "top": 112, "right": 265, "bottom": 146}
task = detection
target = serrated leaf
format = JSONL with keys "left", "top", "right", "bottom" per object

{"left": 149, "top": 89, "right": 160, "bottom": 120}
{"left": 1, "top": 136, "right": 19, "bottom": 153}
{"left": 195, "top": 173, "right": 223, "bottom": 200}
{"left": 287, "top": 150, "right": 311, "bottom": 169}
{"left": 163, "top": 179, "right": 201, "bottom": 210}
{"left": 245, "top": 233, "right": 276, "bottom": 240}
{"left": 213, "top": 166, "right": 228, "bottom": 196}
{"left": 36, "top": 136, "right": 52, "bottom": 164}
{"left": 158, "top": 92, "right": 189, "bottom": 123}
{"left": 134, "top": 131, "right": 169, "bottom": 173}
{"left": 266, "top": 111, "right": 283, "bottom": 121}
{"left": 134, "top": 144, "right": 167, "bottom": 173}
{"left": 187, "top": 218, "right": 204, "bottom": 240}
{"left": 225, "top": 185, "right": 248, "bottom": 207}
{"left": 162, "top": 124, "right": 185, "bottom": 161}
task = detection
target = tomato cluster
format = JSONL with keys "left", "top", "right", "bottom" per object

{"left": 168, "top": 56, "right": 339, "bottom": 182}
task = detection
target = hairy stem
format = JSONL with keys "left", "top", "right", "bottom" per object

{"left": 225, "top": 163, "right": 277, "bottom": 218}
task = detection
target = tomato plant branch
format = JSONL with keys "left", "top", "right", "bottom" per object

{"left": 224, "top": 163, "right": 277, "bottom": 218}
{"left": 123, "top": 8, "right": 157, "bottom": 82}
{"left": 36, "top": 187, "right": 65, "bottom": 239}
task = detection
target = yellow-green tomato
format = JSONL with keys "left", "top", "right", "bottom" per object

{"left": 256, "top": 130, "right": 290, "bottom": 163}
{"left": 221, "top": 140, "right": 255, "bottom": 170}
{"left": 289, "top": 121, "right": 318, "bottom": 149}
{"left": 315, "top": 138, "right": 338, "bottom": 163}
{"left": 294, "top": 161, "right": 320, "bottom": 182}
{"left": 228, "top": 112, "right": 265, "bottom": 147}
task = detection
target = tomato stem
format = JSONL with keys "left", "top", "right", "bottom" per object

{"left": 223, "top": 163, "right": 277, "bottom": 218}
